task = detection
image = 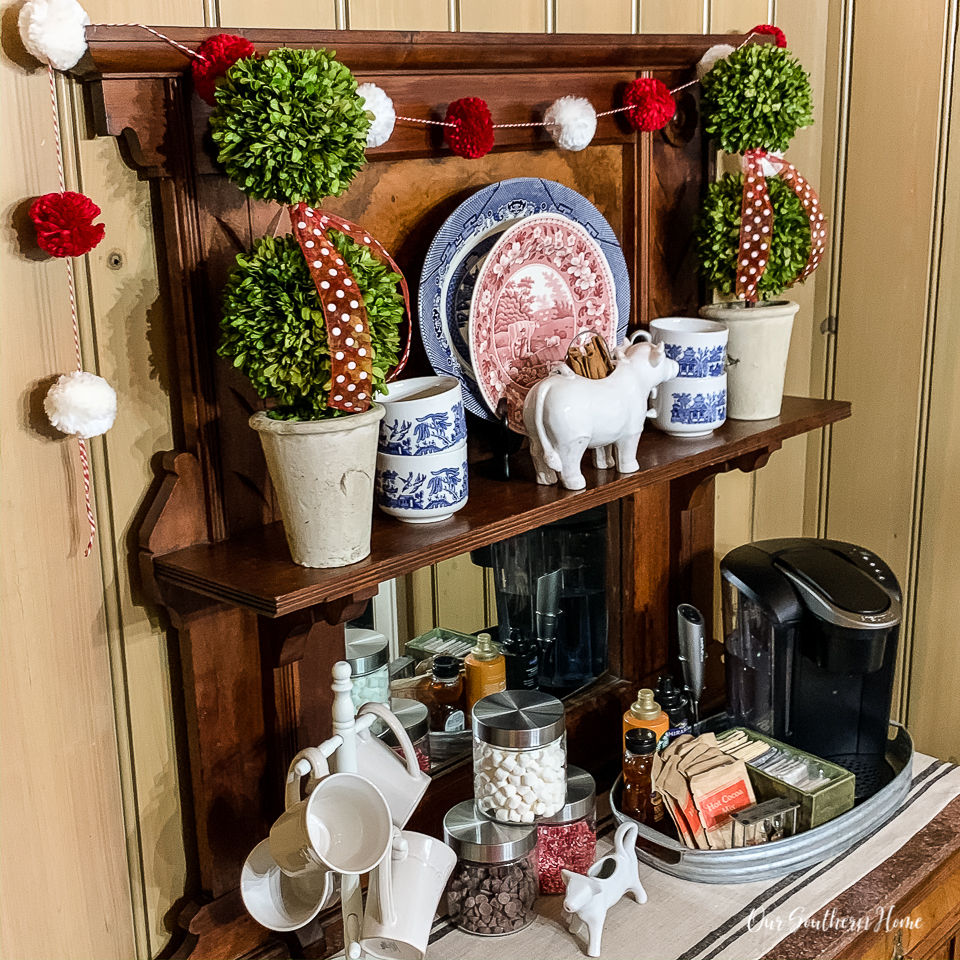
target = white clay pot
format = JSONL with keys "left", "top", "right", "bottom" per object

{"left": 251, "top": 405, "right": 385, "bottom": 568}
{"left": 699, "top": 300, "right": 800, "bottom": 421}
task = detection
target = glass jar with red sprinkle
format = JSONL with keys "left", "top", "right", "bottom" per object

{"left": 535, "top": 765, "right": 597, "bottom": 895}
{"left": 375, "top": 697, "right": 431, "bottom": 772}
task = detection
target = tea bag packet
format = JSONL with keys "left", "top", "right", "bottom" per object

{"left": 689, "top": 760, "right": 756, "bottom": 850}
{"left": 662, "top": 734, "right": 695, "bottom": 759}
{"left": 659, "top": 755, "right": 708, "bottom": 850}
{"left": 682, "top": 754, "right": 736, "bottom": 779}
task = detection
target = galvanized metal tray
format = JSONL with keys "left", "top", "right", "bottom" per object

{"left": 610, "top": 724, "right": 913, "bottom": 884}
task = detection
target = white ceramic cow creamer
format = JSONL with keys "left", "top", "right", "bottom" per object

{"left": 523, "top": 339, "right": 680, "bottom": 490}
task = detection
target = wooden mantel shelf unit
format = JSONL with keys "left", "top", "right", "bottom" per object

{"left": 153, "top": 397, "right": 849, "bottom": 618}
{"left": 81, "top": 24, "right": 850, "bottom": 960}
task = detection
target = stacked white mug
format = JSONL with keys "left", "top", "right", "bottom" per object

{"left": 633, "top": 318, "right": 728, "bottom": 438}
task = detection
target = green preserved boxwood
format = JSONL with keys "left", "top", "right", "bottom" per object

{"left": 219, "top": 230, "right": 404, "bottom": 421}
{"left": 700, "top": 43, "right": 813, "bottom": 155}
{"left": 209, "top": 47, "right": 370, "bottom": 205}
{"left": 695, "top": 172, "right": 811, "bottom": 299}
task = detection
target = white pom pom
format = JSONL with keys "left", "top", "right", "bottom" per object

{"left": 357, "top": 83, "right": 396, "bottom": 149}
{"left": 19, "top": 0, "right": 91, "bottom": 71}
{"left": 742, "top": 150, "right": 784, "bottom": 177}
{"left": 544, "top": 96, "right": 597, "bottom": 152}
{"left": 696, "top": 43, "right": 736, "bottom": 80}
{"left": 45, "top": 371, "right": 117, "bottom": 438}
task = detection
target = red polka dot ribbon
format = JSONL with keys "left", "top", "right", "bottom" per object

{"left": 288, "top": 204, "right": 411, "bottom": 413}
{"left": 736, "top": 149, "right": 827, "bottom": 301}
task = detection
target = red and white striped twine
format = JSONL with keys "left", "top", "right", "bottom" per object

{"left": 48, "top": 64, "right": 95, "bottom": 556}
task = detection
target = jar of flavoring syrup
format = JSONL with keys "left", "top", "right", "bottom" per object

{"left": 443, "top": 801, "right": 539, "bottom": 936}
{"left": 472, "top": 690, "right": 566, "bottom": 823}
{"left": 345, "top": 627, "right": 390, "bottom": 711}
{"left": 375, "top": 697, "right": 430, "bottom": 772}
{"left": 535, "top": 765, "right": 597, "bottom": 895}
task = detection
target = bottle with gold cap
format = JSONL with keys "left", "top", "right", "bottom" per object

{"left": 623, "top": 688, "right": 670, "bottom": 752}
{"left": 464, "top": 632, "right": 507, "bottom": 715}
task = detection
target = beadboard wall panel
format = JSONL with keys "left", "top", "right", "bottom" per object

{"left": 0, "top": 1, "right": 136, "bottom": 955}
{"left": 219, "top": 0, "right": 337, "bottom": 29}
{"left": 349, "top": 0, "right": 450, "bottom": 31}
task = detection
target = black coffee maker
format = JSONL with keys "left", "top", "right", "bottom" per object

{"left": 720, "top": 538, "right": 902, "bottom": 799}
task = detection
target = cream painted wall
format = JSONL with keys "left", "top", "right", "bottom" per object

{"left": 4, "top": 1, "right": 958, "bottom": 957}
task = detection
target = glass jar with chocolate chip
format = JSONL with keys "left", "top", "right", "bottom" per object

{"left": 443, "top": 801, "right": 539, "bottom": 937}
{"left": 535, "top": 765, "right": 597, "bottom": 895}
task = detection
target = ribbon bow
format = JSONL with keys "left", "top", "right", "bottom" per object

{"left": 736, "top": 148, "right": 827, "bottom": 302}
{"left": 288, "top": 205, "right": 412, "bottom": 413}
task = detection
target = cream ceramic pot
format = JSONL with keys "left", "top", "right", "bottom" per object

{"left": 699, "top": 300, "right": 799, "bottom": 420}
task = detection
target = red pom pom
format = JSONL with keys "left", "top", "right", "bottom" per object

{"left": 30, "top": 192, "right": 105, "bottom": 258}
{"left": 751, "top": 23, "right": 787, "bottom": 47}
{"left": 622, "top": 78, "right": 676, "bottom": 132}
{"left": 192, "top": 33, "right": 256, "bottom": 106}
{"left": 445, "top": 97, "right": 495, "bottom": 159}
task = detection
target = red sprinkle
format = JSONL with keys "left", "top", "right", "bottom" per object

{"left": 536, "top": 819, "right": 597, "bottom": 895}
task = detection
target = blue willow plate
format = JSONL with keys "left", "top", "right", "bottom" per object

{"left": 418, "top": 178, "right": 630, "bottom": 420}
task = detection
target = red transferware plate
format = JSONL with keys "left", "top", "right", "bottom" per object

{"left": 468, "top": 213, "right": 620, "bottom": 432}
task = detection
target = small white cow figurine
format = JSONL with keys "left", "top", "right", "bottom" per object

{"left": 523, "top": 338, "right": 680, "bottom": 490}
{"left": 562, "top": 821, "right": 648, "bottom": 958}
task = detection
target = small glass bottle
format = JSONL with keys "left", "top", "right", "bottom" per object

{"left": 501, "top": 628, "right": 539, "bottom": 692}
{"left": 443, "top": 801, "right": 539, "bottom": 936}
{"left": 427, "top": 655, "right": 465, "bottom": 733}
{"left": 535, "top": 765, "right": 597, "bottom": 895}
{"left": 464, "top": 632, "right": 506, "bottom": 715}
{"left": 623, "top": 688, "right": 670, "bottom": 751}
{"left": 655, "top": 675, "right": 691, "bottom": 743}
{"left": 621, "top": 727, "right": 668, "bottom": 831}
{"left": 473, "top": 690, "right": 567, "bottom": 823}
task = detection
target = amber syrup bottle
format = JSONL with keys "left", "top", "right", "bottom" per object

{"left": 621, "top": 727, "right": 669, "bottom": 833}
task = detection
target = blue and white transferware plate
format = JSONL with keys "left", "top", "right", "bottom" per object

{"left": 419, "top": 178, "right": 631, "bottom": 420}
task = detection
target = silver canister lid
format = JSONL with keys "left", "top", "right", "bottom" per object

{"left": 539, "top": 766, "right": 596, "bottom": 824}
{"left": 472, "top": 690, "right": 565, "bottom": 749}
{"left": 375, "top": 697, "right": 429, "bottom": 746}
{"left": 443, "top": 801, "right": 537, "bottom": 862}
{"left": 345, "top": 628, "right": 389, "bottom": 676}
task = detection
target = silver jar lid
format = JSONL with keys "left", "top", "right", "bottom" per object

{"left": 345, "top": 628, "right": 389, "bottom": 676}
{"left": 375, "top": 697, "right": 429, "bottom": 746}
{"left": 472, "top": 690, "right": 565, "bottom": 749}
{"left": 443, "top": 801, "right": 537, "bottom": 862}
{"left": 539, "top": 766, "right": 596, "bottom": 824}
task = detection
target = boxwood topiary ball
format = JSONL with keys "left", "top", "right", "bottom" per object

{"left": 700, "top": 43, "right": 813, "bottom": 155}
{"left": 209, "top": 47, "right": 370, "bottom": 205}
{"left": 695, "top": 172, "right": 812, "bottom": 299}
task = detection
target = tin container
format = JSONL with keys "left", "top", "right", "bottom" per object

{"left": 610, "top": 723, "right": 914, "bottom": 883}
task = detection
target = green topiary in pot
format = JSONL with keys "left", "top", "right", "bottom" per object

{"left": 695, "top": 172, "right": 811, "bottom": 300}
{"left": 209, "top": 47, "right": 370, "bottom": 205}
{"left": 219, "top": 230, "right": 404, "bottom": 421}
{"left": 699, "top": 42, "right": 813, "bottom": 155}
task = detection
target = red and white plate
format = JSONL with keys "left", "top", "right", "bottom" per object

{"left": 468, "top": 213, "right": 620, "bottom": 432}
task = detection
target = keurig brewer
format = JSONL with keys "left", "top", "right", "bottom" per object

{"left": 720, "top": 538, "right": 901, "bottom": 799}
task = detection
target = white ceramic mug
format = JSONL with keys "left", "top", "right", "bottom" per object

{"left": 646, "top": 317, "right": 728, "bottom": 379}
{"left": 378, "top": 376, "right": 466, "bottom": 456}
{"left": 240, "top": 837, "right": 340, "bottom": 932}
{"left": 270, "top": 750, "right": 393, "bottom": 877}
{"left": 353, "top": 701, "right": 431, "bottom": 828}
{"left": 651, "top": 373, "right": 728, "bottom": 438}
{"left": 360, "top": 829, "right": 457, "bottom": 960}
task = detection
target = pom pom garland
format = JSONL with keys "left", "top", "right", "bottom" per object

{"left": 544, "top": 96, "right": 597, "bottom": 152}
{"left": 751, "top": 24, "right": 788, "bottom": 48}
{"left": 18, "top": 0, "right": 90, "bottom": 71}
{"left": 44, "top": 371, "right": 117, "bottom": 438}
{"left": 696, "top": 44, "right": 736, "bottom": 80}
{"left": 192, "top": 33, "right": 255, "bottom": 106}
{"left": 445, "top": 97, "right": 495, "bottom": 159}
{"left": 30, "top": 192, "right": 105, "bottom": 258}
{"left": 357, "top": 83, "right": 396, "bottom": 148}
{"left": 622, "top": 77, "right": 675, "bottom": 132}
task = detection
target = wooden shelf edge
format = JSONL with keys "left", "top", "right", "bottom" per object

{"left": 152, "top": 396, "right": 850, "bottom": 618}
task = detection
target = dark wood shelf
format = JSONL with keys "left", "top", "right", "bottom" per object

{"left": 154, "top": 396, "right": 850, "bottom": 617}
